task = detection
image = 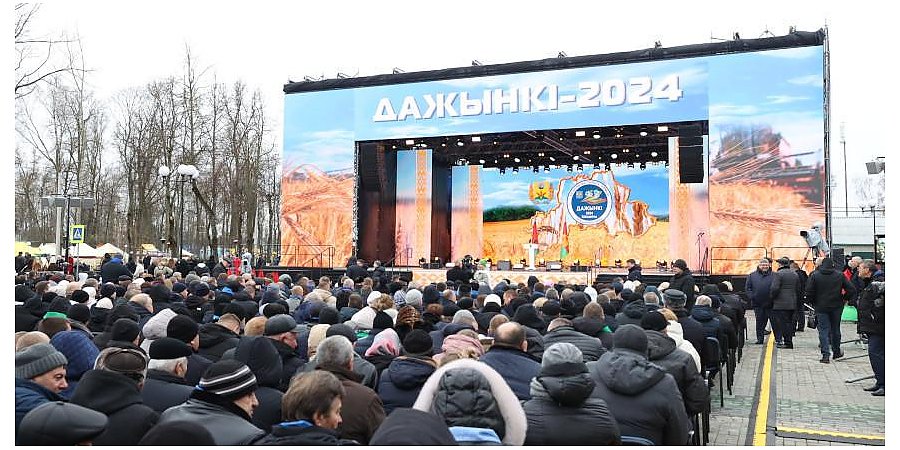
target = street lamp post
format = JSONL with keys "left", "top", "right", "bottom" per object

{"left": 859, "top": 202, "right": 878, "bottom": 261}
{"left": 158, "top": 164, "right": 200, "bottom": 260}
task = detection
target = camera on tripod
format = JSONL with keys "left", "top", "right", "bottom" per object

{"left": 799, "top": 223, "right": 830, "bottom": 257}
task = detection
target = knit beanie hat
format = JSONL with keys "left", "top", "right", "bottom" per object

{"left": 541, "top": 301, "right": 562, "bottom": 317}
{"left": 373, "top": 311, "right": 394, "bottom": 330}
{"left": 641, "top": 311, "right": 669, "bottom": 332}
{"left": 541, "top": 342, "right": 587, "bottom": 376}
{"left": 613, "top": 324, "right": 649, "bottom": 355}
{"left": 198, "top": 360, "right": 258, "bottom": 400}
{"left": 404, "top": 289, "right": 423, "bottom": 308}
{"left": 457, "top": 297, "right": 474, "bottom": 311}
{"left": 166, "top": 315, "right": 199, "bottom": 344}
{"left": 50, "top": 330, "right": 99, "bottom": 381}
{"left": 148, "top": 337, "right": 193, "bottom": 360}
{"left": 15, "top": 343, "right": 68, "bottom": 379}
{"left": 110, "top": 318, "right": 141, "bottom": 342}
{"left": 325, "top": 323, "right": 358, "bottom": 343}
{"left": 402, "top": 329, "right": 434, "bottom": 356}
{"left": 67, "top": 304, "right": 91, "bottom": 324}
{"left": 484, "top": 294, "right": 502, "bottom": 306}
{"left": 318, "top": 306, "right": 341, "bottom": 325}
{"left": 71, "top": 290, "right": 90, "bottom": 304}
{"left": 452, "top": 309, "right": 476, "bottom": 326}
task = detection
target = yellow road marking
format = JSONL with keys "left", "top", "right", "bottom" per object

{"left": 776, "top": 426, "right": 884, "bottom": 441}
{"left": 753, "top": 336, "right": 776, "bottom": 446}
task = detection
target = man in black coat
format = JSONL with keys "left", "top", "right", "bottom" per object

{"left": 100, "top": 254, "right": 132, "bottom": 284}
{"left": 669, "top": 259, "right": 696, "bottom": 309}
{"left": 641, "top": 311, "right": 709, "bottom": 416}
{"left": 263, "top": 314, "right": 307, "bottom": 391}
{"left": 346, "top": 258, "right": 368, "bottom": 283}
{"left": 69, "top": 347, "right": 159, "bottom": 445}
{"left": 542, "top": 317, "right": 606, "bottom": 362}
{"left": 142, "top": 338, "right": 195, "bottom": 414}
{"left": 746, "top": 258, "right": 775, "bottom": 344}
{"left": 663, "top": 289, "right": 705, "bottom": 359}
{"left": 626, "top": 259, "right": 643, "bottom": 282}
{"left": 770, "top": 257, "right": 802, "bottom": 349}
{"left": 198, "top": 313, "right": 242, "bottom": 362}
{"left": 166, "top": 314, "right": 213, "bottom": 386}
{"left": 806, "top": 258, "right": 856, "bottom": 363}
{"left": 856, "top": 261, "right": 884, "bottom": 395}
{"left": 233, "top": 336, "right": 284, "bottom": 433}
{"left": 478, "top": 322, "right": 541, "bottom": 401}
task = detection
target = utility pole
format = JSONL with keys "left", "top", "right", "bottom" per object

{"left": 841, "top": 122, "right": 848, "bottom": 217}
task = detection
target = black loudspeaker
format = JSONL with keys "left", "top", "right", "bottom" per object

{"left": 497, "top": 260, "right": 512, "bottom": 271}
{"left": 830, "top": 248, "right": 845, "bottom": 265}
{"left": 678, "top": 125, "right": 704, "bottom": 184}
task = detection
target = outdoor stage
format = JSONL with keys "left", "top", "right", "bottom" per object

{"left": 408, "top": 267, "right": 678, "bottom": 286}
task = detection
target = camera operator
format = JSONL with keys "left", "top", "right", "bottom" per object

{"left": 856, "top": 260, "right": 884, "bottom": 396}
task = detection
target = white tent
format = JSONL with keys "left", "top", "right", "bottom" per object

{"left": 67, "top": 243, "right": 99, "bottom": 258}
{"left": 180, "top": 249, "right": 194, "bottom": 258}
{"left": 95, "top": 243, "right": 126, "bottom": 256}
{"left": 38, "top": 243, "right": 58, "bottom": 256}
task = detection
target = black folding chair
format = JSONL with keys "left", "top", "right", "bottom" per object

{"left": 703, "top": 336, "right": 724, "bottom": 408}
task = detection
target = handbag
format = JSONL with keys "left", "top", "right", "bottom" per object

{"left": 806, "top": 310, "right": 817, "bottom": 329}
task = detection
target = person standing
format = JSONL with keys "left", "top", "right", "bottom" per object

{"left": 856, "top": 260, "right": 884, "bottom": 396}
{"left": 746, "top": 258, "right": 775, "bottom": 344}
{"left": 805, "top": 258, "right": 856, "bottom": 363}
{"left": 769, "top": 257, "right": 801, "bottom": 349}
{"left": 668, "top": 259, "right": 696, "bottom": 310}
{"left": 791, "top": 262, "right": 809, "bottom": 332}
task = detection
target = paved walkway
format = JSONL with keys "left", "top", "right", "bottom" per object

{"left": 707, "top": 311, "right": 885, "bottom": 446}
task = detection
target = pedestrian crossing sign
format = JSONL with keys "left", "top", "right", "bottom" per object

{"left": 70, "top": 225, "right": 85, "bottom": 244}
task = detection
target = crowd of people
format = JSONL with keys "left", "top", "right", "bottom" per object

{"left": 12, "top": 252, "right": 881, "bottom": 445}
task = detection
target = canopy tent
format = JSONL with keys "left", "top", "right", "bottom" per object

{"left": 14, "top": 242, "right": 41, "bottom": 255}
{"left": 180, "top": 248, "right": 194, "bottom": 258}
{"left": 38, "top": 243, "right": 58, "bottom": 256}
{"left": 67, "top": 243, "right": 99, "bottom": 258}
{"left": 95, "top": 243, "right": 126, "bottom": 256}
{"left": 141, "top": 243, "right": 159, "bottom": 252}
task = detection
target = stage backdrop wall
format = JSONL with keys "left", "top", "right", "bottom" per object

{"left": 283, "top": 45, "right": 825, "bottom": 274}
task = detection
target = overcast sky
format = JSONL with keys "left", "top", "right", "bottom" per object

{"left": 11, "top": 1, "right": 894, "bottom": 211}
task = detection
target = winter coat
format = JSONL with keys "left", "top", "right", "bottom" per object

{"left": 669, "top": 270, "right": 697, "bottom": 309}
{"left": 255, "top": 421, "right": 356, "bottom": 445}
{"left": 158, "top": 390, "right": 266, "bottom": 446}
{"left": 69, "top": 369, "right": 159, "bottom": 445}
{"left": 100, "top": 260, "right": 131, "bottom": 284}
{"left": 627, "top": 264, "right": 644, "bottom": 282}
{"left": 234, "top": 336, "right": 284, "bottom": 433}
{"left": 523, "top": 325, "right": 546, "bottom": 360}
{"left": 270, "top": 338, "right": 307, "bottom": 392}
{"left": 88, "top": 303, "right": 112, "bottom": 333}
{"left": 690, "top": 305, "right": 722, "bottom": 340}
{"left": 666, "top": 321, "right": 701, "bottom": 371}
{"left": 806, "top": 260, "right": 857, "bottom": 313}
{"left": 645, "top": 330, "right": 709, "bottom": 415}
{"left": 524, "top": 371, "right": 621, "bottom": 445}
{"left": 572, "top": 316, "right": 615, "bottom": 349}
{"left": 587, "top": 349, "right": 691, "bottom": 445}
{"left": 512, "top": 305, "right": 548, "bottom": 335}
{"left": 141, "top": 369, "right": 194, "bottom": 414}
{"left": 316, "top": 365, "right": 385, "bottom": 445}
{"left": 339, "top": 307, "right": 360, "bottom": 323}
{"left": 377, "top": 356, "right": 437, "bottom": 414}
{"left": 615, "top": 300, "right": 652, "bottom": 327}
{"left": 770, "top": 266, "right": 802, "bottom": 311}
{"left": 857, "top": 281, "right": 885, "bottom": 336}
{"left": 746, "top": 268, "right": 775, "bottom": 308}
{"left": 184, "top": 352, "right": 213, "bottom": 387}
{"left": 198, "top": 322, "right": 241, "bottom": 362}
{"left": 716, "top": 313, "right": 738, "bottom": 350}
{"left": 15, "top": 378, "right": 64, "bottom": 434}
{"left": 542, "top": 326, "right": 606, "bottom": 362}
{"left": 15, "top": 305, "right": 40, "bottom": 332}
{"left": 478, "top": 346, "right": 541, "bottom": 401}
{"left": 720, "top": 293, "right": 746, "bottom": 330}
{"left": 300, "top": 353, "right": 379, "bottom": 391}
{"left": 674, "top": 308, "right": 706, "bottom": 360}
{"left": 184, "top": 295, "right": 212, "bottom": 323}
{"left": 413, "top": 358, "right": 528, "bottom": 446}
{"left": 428, "top": 323, "right": 473, "bottom": 355}
{"left": 129, "top": 302, "right": 154, "bottom": 329}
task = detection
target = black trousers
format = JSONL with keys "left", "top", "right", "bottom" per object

{"left": 771, "top": 309, "right": 796, "bottom": 345}
{"left": 792, "top": 308, "right": 805, "bottom": 331}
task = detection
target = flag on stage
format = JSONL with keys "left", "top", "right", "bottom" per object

{"left": 531, "top": 221, "right": 538, "bottom": 245}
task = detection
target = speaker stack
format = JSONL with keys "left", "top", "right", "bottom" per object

{"left": 678, "top": 124, "right": 704, "bottom": 184}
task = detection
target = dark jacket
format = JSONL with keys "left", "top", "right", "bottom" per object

{"left": 572, "top": 316, "right": 614, "bottom": 350}
{"left": 184, "top": 352, "right": 214, "bottom": 387}
{"left": 669, "top": 270, "right": 697, "bottom": 309}
{"left": 627, "top": 264, "right": 643, "bottom": 282}
{"left": 715, "top": 313, "right": 738, "bottom": 350}
{"left": 587, "top": 349, "right": 691, "bottom": 446}
{"left": 478, "top": 346, "right": 541, "bottom": 401}
{"left": 720, "top": 293, "right": 746, "bottom": 331}
{"left": 523, "top": 372, "right": 621, "bottom": 445}
{"left": 15, "top": 378, "right": 65, "bottom": 434}
{"left": 346, "top": 264, "right": 368, "bottom": 283}
{"left": 674, "top": 308, "right": 706, "bottom": 358}
{"left": 15, "top": 305, "right": 40, "bottom": 332}
{"left": 542, "top": 326, "right": 606, "bottom": 362}
{"left": 100, "top": 260, "right": 131, "bottom": 284}
{"left": 770, "top": 266, "right": 802, "bottom": 311}
{"left": 69, "top": 369, "right": 159, "bottom": 445}
{"left": 198, "top": 322, "right": 241, "bottom": 362}
{"left": 428, "top": 323, "right": 472, "bottom": 355}
{"left": 185, "top": 295, "right": 212, "bottom": 323}
{"left": 857, "top": 281, "right": 884, "bottom": 336}
{"left": 88, "top": 303, "right": 113, "bottom": 333}
{"left": 746, "top": 268, "right": 775, "bottom": 308}
{"left": 645, "top": 330, "right": 709, "bottom": 415}
{"left": 234, "top": 336, "right": 284, "bottom": 433}
{"left": 806, "top": 260, "right": 857, "bottom": 313}
{"left": 523, "top": 325, "right": 546, "bottom": 360}
{"left": 317, "top": 365, "right": 385, "bottom": 445}
{"left": 255, "top": 421, "right": 356, "bottom": 445}
{"left": 141, "top": 369, "right": 194, "bottom": 414}
{"left": 158, "top": 390, "right": 265, "bottom": 445}
{"left": 690, "top": 305, "right": 722, "bottom": 340}
{"left": 615, "top": 300, "right": 652, "bottom": 327}
{"left": 300, "top": 353, "right": 380, "bottom": 391}
{"left": 377, "top": 356, "right": 437, "bottom": 414}
{"left": 271, "top": 338, "right": 307, "bottom": 392}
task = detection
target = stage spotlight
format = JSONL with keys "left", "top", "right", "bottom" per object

{"left": 493, "top": 159, "right": 498, "bottom": 164}
{"left": 583, "top": 150, "right": 590, "bottom": 155}
{"left": 478, "top": 159, "right": 486, "bottom": 164}
{"left": 538, "top": 152, "right": 545, "bottom": 157}
{"left": 391, "top": 145, "right": 397, "bottom": 149}
{"left": 549, "top": 156, "right": 556, "bottom": 161}
{"left": 615, "top": 133, "right": 622, "bottom": 138}
{"left": 514, "top": 157, "right": 520, "bottom": 163}
{"left": 640, "top": 162, "right": 647, "bottom": 170}
{"left": 405, "top": 139, "right": 415, "bottom": 145}
{"left": 651, "top": 151, "right": 658, "bottom": 157}
{"left": 611, "top": 153, "right": 618, "bottom": 159}
{"left": 593, "top": 133, "right": 601, "bottom": 139}
{"left": 573, "top": 155, "right": 580, "bottom": 161}
{"left": 575, "top": 130, "right": 586, "bottom": 137}
{"left": 493, "top": 141, "right": 498, "bottom": 145}
{"left": 559, "top": 137, "right": 564, "bottom": 141}
{"left": 640, "top": 131, "right": 648, "bottom": 137}
{"left": 503, "top": 153, "right": 510, "bottom": 158}
{"left": 623, "top": 148, "right": 630, "bottom": 153}
{"left": 657, "top": 125, "right": 669, "bottom": 132}
{"left": 441, "top": 143, "right": 447, "bottom": 147}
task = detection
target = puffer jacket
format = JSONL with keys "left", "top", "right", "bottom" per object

{"left": 15, "top": 378, "right": 65, "bottom": 434}
{"left": 197, "top": 322, "right": 241, "bottom": 362}
{"left": 857, "top": 281, "right": 884, "bottom": 336}
{"left": 157, "top": 390, "right": 266, "bottom": 445}
{"left": 478, "top": 346, "right": 541, "bottom": 401}
{"left": 806, "top": 259, "right": 857, "bottom": 312}
{"left": 377, "top": 356, "right": 437, "bottom": 414}
{"left": 645, "top": 330, "right": 709, "bottom": 415}
{"left": 542, "top": 326, "right": 606, "bottom": 362}
{"left": 233, "top": 336, "right": 283, "bottom": 433}
{"left": 587, "top": 349, "right": 691, "bottom": 446}
{"left": 746, "top": 268, "right": 774, "bottom": 308}
{"left": 666, "top": 321, "right": 701, "bottom": 371}
{"left": 523, "top": 372, "right": 621, "bottom": 445}
{"left": 69, "top": 369, "right": 159, "bottom": 445}
{"left": 413, "top": 358, "right": 527, "bottom": 446}
{"left": 770, "top": 266, "right": 801, "bottom": 311}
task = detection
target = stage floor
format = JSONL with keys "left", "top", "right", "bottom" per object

{"left": 409, "top": 267, "right": 677, "bottom": 286}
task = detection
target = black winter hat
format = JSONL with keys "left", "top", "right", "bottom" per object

{"left": 67, "top": 303, "right": 91, "bottom": 324}
{"left": 149, "top": 337, "right": 193, "bottom": 360}
{"left": 373, "top": 311, "right": 394, "bottom": 330}
{"left": 166, "top": 314, "right": 199, "bottom": 343}
{"left": 369, "top": 408, "right": 455, "bottom": 445}
{"left": 198, "top": 359, "right": 257, "bottom": 400}
{"left": 15, "top": 343, "right": 68, "bottom": 379}
{"left": 662, "top": 289, "right": 687, "bottom": 307}
{"left": 262, "top": 302, "right": 287, "bottom": 318}
{"left": 319, "top": 306, "right": 341, "bottom": 325}
{"left": 71, "top": 290, "right": 90, "bottom": 304}
{"left": 17, "top": 401, "right": 108, "bottom": 445}
{"left": 172, "top": 282, "right": 188, "bottom": 294}
{"left": 441, "top": 303, "right": 460, "bottom": 318}
{"left": 100, "top": 283, "right": 117, "bottom": 298}
{"left": 326, "top": 323, "right": 358, "bottom": 343}
{"left": 613, "top": 324, "right": 649, "bottom": 355}
{"left": 48, "top": 296, "right": 70, "bottom": 314}
{"left": 672, "top": 259, "right": 688, "bottom": 270}
{"left": 138, "top": 421, "right": 214, "bottom": 445}
{"left": 192, "top": 282, "right": 211, "bottom": 297}
{"left": 641, "top": 311, "right": 669, "bottom": 332}
{"left": 541, "top": 301, "right": 562, "bottom": 317}
{"left": 110, "top": 318, "right": 141, "bottom": 343}
{"left": 402, "top": 329, "right": 433, "bottom": 356}
{"left": 457, "top": 297, "right": 474, "bottom": 311}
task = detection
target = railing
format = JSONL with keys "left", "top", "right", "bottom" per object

{"left": 770, "top": 246, "right": 820, "bottom": 273}
{"left": 709, "top": 246, "right": 769, "bottom": 274}
{"left": 262, "top": 244, "right": 335, "bottom": 268}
